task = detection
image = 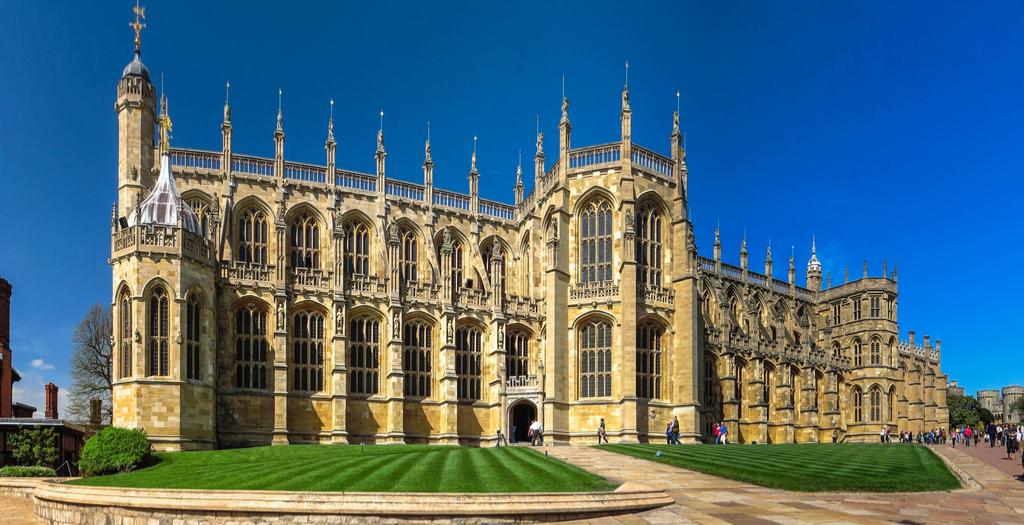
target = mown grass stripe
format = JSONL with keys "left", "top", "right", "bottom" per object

{"left": 68, "top": 444, "right": 616, "bottom": 493}
{"left": 598, "top": 443, "right": 959, "bottom": 493}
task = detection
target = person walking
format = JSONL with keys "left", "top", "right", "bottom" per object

{"left": 670, "top": 415, "right": 680, "bottom": 444}
{"left": 1007, "top": 426, "right": 1017, "bottom": 461}
{"left": 529, "top": 418, "right": 543, "bottom": 446}
{"left": 880, "top": 426, "right": 886, "bottom": 443}
{"left": 665, "top": 420, "right": 673, "bottom": 444}
{"left": 597, "top": 418, "right": 609, "bottom": 444}
{"left": 719, "top": 421, "right": 729, "bottom": 444}
{"left": 832, "top": 429, "right": 838, "bottom": 443}
{"left": 988, "top": 422, "right": 998, "bottom": 448}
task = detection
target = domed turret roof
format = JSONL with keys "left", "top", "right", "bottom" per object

{"left": 128, "top": 154, "right": 202, "bottom": 235}
{"left": 808, "top": 238, "right": 821, "bottom": 271}
{"left": 122, "top": 49, "right": 150, "bottom": 81}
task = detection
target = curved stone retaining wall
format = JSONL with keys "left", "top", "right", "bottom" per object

{"left": 31, "top": 480, "right": 672, "bottom": 525}
{"left": 0, "top": 478, "right": 74, "bottom": 498}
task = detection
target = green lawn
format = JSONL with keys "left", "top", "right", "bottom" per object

{"left": 598, "top": 443, "right": 960, "bottom": 493}
{"left": 67, "top": 445, "right": 617, "bottom": 493}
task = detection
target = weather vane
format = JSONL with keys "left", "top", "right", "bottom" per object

{"left": 130, "top": 1, "right": 146, "bottom": 52}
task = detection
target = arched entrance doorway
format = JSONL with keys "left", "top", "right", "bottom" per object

{"left": 509, "top": 401, "right": 536, "bottom": 444}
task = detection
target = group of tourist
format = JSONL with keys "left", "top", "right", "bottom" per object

{"left": 982, "top": 422, "right": 1023, "bottom": 460}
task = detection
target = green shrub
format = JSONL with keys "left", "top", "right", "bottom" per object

{"left": 0, "top": 465, "right": 58, "bottom": 477}
{"left": 8, "top": 427, "right": 59, "bottom": 468}
{"left": 79, "top": 427, "right": 151, "bottom": 477}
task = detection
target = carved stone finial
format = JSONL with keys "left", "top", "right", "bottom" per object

{"left": 377, "top": 129, "right": 385, "bottom": 153}
{"left": 561, "top": 97, "right": 569, "bottom": 122}
{"left": 470, "top": 152, "right": 477, "bottom": 174}
{"left": 622, "top": 85, "right": 630, "bottom": 111}
{"left": 425, "top": 140, "right": 432, "bottom": 163}
{"left": 536, "top": 132, "right": 544, "bottom": 156}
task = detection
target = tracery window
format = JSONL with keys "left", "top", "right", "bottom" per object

{"left": 579, "top": 320, "right": 612, "bottom": 398}
{"left": 870, "top": 297, "right": 880, "bottom": 318}
{"left": 853, "top": 341, "right": 863, "bottom": 367}
{"left": 870, "top": 388, "right": 881, "bottom": 422}
{"left": 636, "top": 203, "right": 662, "bottom": 286}
{"left": 450, "top": 238, "right": 464, "bottom": 290}
{"left": 636, "top": 322, "right": 662, "bottom": 400}
{"left": 853, "top": 388, "right": 863, "bottom": 422}
{"left": 887, "top": 298, "right": 894, "bottom": 320}
{"left": 763, "top": 365, "right": 774, "bottom": 410}
{"left": 235, "top": 305, "right": 268, "bottom": 389}
{"left": 852, "top": 299, "right": 861, "bottom": 320}
{"left": 403, "top": 320, "right": 432, "bottom": 397}
{"left": 506, "top": 330, "right": 530, "bottom": 379}
{"left": 292, "top": 311, "right": 325, "bottom": 392}
{"left": 343, "top": 220, "right": 370, "bottom": 277}
{"left": 289, "top": 212, "right": 320, "bottom": 269}
{"left": 147, "top": 286, "right": 169, "bottom": 377}
{"left": 349, "top": 316, "right": 380, "bottom": 395}
{"left": 119, "top": 291, "right": 132, "bottom": 379}
{"left": 186, "top": 198, "right": 210, "bottom": 239}
{"left": 888, "top": 389, "right": 895, "bottom": 422}
{"left": 185, "top": 293, "right": 202, "bottom": 380}
{"left": 736, "top": 363, "right": 745, "bottom": 418}
{"left": 579, "top": 200, "right": 613, "bottom": 284}
{"left": 703, "top": 358, "right": 718, "bottom": 410}
{"left": 237, "top": 208, "right": 268, "bottom": 266}
{"left": 870, "top": 339, "right": 881, "bottom": 365}
{"left": 832, "top": 342, "right": 842, "bottom": 358}
{"left": 832, "top": 304, "right": 841, "bottom": 325}
{"left": 789, "top": 366, "right": 798, "bottom": 408}
{"left": 399, "top": 227, "right": 418, "bottom": 283}
{"left": 702, "top": 291, "right": 712, "bottom": 318}
{"left": 455, "top": 326, "right": 482, "bottom": 400}
{"left": 483, "top": 243, "right": 506, "bottom": 293}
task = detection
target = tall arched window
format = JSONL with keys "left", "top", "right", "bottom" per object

{"left": 888, "top": 388, "right": 895, "bottom": 422}
{"left": 186, "top": 197, "right": 210, "bottom": 239}
{"left": 449, "top": 237, "right": 464, "bottom": 290}
{"left": 636, "top": 322, "right": 662, "bottom": 400}
{"left": 853, "top": 340, "right": 863, "bottom": 367}
{"left": 349, "top": 316, "right": 380, "bottom": 395}
{"left": 237, "top": 208, "right": 268, "bottom": 266}
{"left": 185, "top": 293, "right": 202, "bottom": 380}
{"left": 702, "top": 291, "right": 712, "bottom": 317}
{"left": 789, "top": 366, "right": 799, "bottom": 409}
{"left": 119, "top": 290, "right": 132, "bottom": 379}
{"left": 483, "top": 242, "right": 506, "bottom": 292}
{"left": 870, "top": 388, "right": 881, "bottom": 422}
{"left": 736, "top": 362, "right": 745, "bottom": 418}
{"left": 399, "top": 227, "right": 418, "bottom": 283}
{"left": 455, "top": 326, "right": 482, "bottom": 400}
{"left": 636, "top": 202, "right": 662, "bottom": 286}
{"left": 580, "top": 320, "right": 612, "bottom": 398}
{"left": 235, "top": 304, "right": 268, "bottom": 389}
{"left": 403, "top": 320, "right": 432, "bottom": 397}
{"left": 853, "top": 388, "right": 863, "bottom": 422}
{"left": 870, "top": 339, "right": 881, "bottom": 365}
{"left": 704, "top": 358, "right": 718, "bottom": 411}
{"left": 292, "top": 311, "right": 325, "bottom": 392}
{"left": 343, "top": 220, "right": 370, "bottom": 277}
{"left": 579, "top": 200, "right": 613, "bottom": 284}
{"left": 520, "top": 241, "right": 532, "bottom": 295}
{"left": 289, "top": 212, "right": 320, "bottom": 269}
{"left": 763, "top": 365, "right": 774, "bottom": 412}
{"left": 506, "top": 330, "right": 530, "bottom": 379}
{"left": 148, "top": 286, "right": 169, "bottom": 377}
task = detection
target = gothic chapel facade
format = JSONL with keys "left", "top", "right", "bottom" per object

{"left": 111, "top": 35, "right": 948, "bottom": 451}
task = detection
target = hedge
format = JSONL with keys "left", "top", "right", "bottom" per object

{"left": 79, "top": 427, "right": 151, "bottom": 477}
{"left": 0, "top": 465, "right": 58, "bottom": 477}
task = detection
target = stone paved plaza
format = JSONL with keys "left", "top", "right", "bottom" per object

{"left": 1, "top": 444, "right": 1022, "bottom": 525}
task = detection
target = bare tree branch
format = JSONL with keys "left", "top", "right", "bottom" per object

{"left": 66, "top": 304, "right": 113, "bottom": 424}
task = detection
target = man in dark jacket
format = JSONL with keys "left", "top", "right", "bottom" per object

{"left": 989, "top": 422, "right": 998, "bottom": 447}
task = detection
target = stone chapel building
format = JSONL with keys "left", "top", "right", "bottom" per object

{"left": 110, "top": 31, "right": 949, "bottom": 451}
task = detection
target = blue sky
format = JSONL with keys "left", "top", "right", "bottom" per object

{"left": 1, "top": 1, "right": 1021, "bottom": 413}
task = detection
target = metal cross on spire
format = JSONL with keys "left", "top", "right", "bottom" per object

{"left": 130, "top": 1, "right": 146, "bottom": 52}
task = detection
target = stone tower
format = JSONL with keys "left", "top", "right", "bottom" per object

{"left": 1002, "top": 385, "right": 1023, "bottom": 424}
{"left": 110, "top": 35, "right": 218, "bottom": 451}
{"left": 806, "top": 238, "right": 822, "bottom": 293}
